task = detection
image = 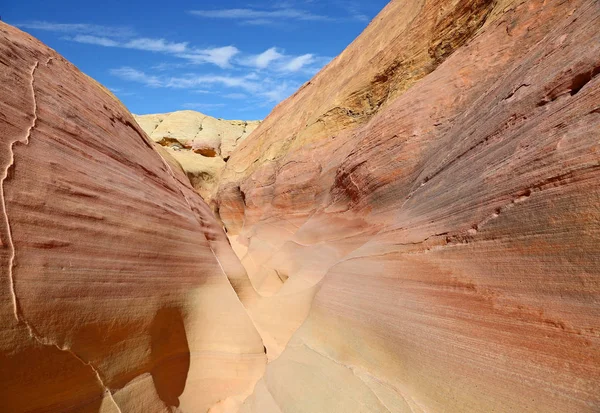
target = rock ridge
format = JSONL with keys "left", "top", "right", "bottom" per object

{"left": 134, "top": 111, "right": 261, "bottom": 201}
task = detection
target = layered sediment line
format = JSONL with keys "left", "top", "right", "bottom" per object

{"left": 0, "top": 22, "right": 265, "bottom": 413}
{"left": 215, "top": 0, "right": 600, "bottom": 411}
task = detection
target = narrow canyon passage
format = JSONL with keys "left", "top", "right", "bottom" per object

{"left": 1, "top": 0, "right": 600, "bottom": 412}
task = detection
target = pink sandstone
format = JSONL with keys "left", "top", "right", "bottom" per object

{"left": 1, "top": 0, "right": 600, "bottom": 411}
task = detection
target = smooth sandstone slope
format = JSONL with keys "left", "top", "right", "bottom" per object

{"left": 134, "top": 111, "right": 260, "bottom": 200}
{"left": 214, "top": 0, "right": 600, "bottom": 411}
{"left": 0, "top": 23, "right": 266, "bottom": 413}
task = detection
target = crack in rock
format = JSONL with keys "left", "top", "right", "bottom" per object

{"left": 24, "top": 322, "right": 123, "bottom": 413}
{"left": 3, "top": 60, "right": 39, "bottom": 320}
{"left": 192, "top": 114, "right": 207, "bottom": 141}
{"left": 1, "top": 59, "right": 122, "bottom": 413}
{"left": 295, "top": 340, "right": 404, "bottom": 413}
{"left": 235, "top": 121, "right": 248, "bottom": 143}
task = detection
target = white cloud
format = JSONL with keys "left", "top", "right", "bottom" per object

{"left": 243, "top": 47, "right": 284, "bottom": 69}
{"left": 71, "top": 35, "right": 119, "bottom": 47}
{"left": 261, "top": 82, "right": 295, "bottom": 102}
{"left": 241, "top": 19, "right": 277, "bottom": 26}
{"left": 280, "top": 54, "right": 315, "bottom": 72}
{"left": 69, "top": 35, "right": 189, "bottom": 54}
{"left": 107, "top": 87, "right": 135, "bottom": 97}
{"left": 189, "top": 3, "right": 372, "bottom": 26}
{"left": 111, "top": 69, "right": 260, "bottom": 92}
{"left": 205, "top": 46, "right": 240, "bottom": 67}
{"left": 110, "top": 67, "right": 162, "bottom": 87}
{"left": 15, "top": 21, "right": 135, "bottom": 38}
{"left": 124, "top": 38, "right": 188, "bottom": 53}
{"left": 178, "top": 46, "right": 239, "bottom": 68}
{"left": 166, "top": 74, "right": 260, "bottom": 91}
{"left": 189, "top": 8, "right": 331, "bottom": 25}
{"left": 237, "top": 48, "right": 329, "bottom": 75}
{"left": 110, "top": 67, "right": 297, "bottom": 103}
{"left": 22, "top": 20, "right": 235, "bottom": 68}
{"left": 18, "top": 20, "right": 327, "bottom": 76}
{"left": 19, "top": 15, "right": 369, "bottom": 113}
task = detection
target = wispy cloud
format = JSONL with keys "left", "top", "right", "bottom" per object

{"left": 110, "top": 67, "right": 299, "bottom": 103}
{"left": 16, "top": 21, "right": 135, "bottom": 38}
{"left": 70, "top": 35, "right": 190, "bottom": 54}
{"left": 18, "top": 20, "right": 327, "bottom": 73}
{"left": 107, "top": 86, "right": 136, "bottom": 97}
{"left": 239, "top": 47, "right": 329, "bottom": 74}
{"left": 18, "top": 20, "right": 236, "bottom": 68}
{"left": 242, "top": 47, "right": 284, "bottom": 69}
{"left": 189, "top": 8, "right": 331, "bottom": 25}
{"left": 110, "top": 67, "right": 162, "bottom": 87}
{"left": 261, "top": 81, "right": 296, "bottom": 102}
{"left": 165, "top": 74, "right": 261, "bottom": 91}
{"left": 177, "top": 46, "right": 240, "bottom": 68}
{"left": 71, "top": 35, "right": 236, "bottom": 68}
{"left": 71, "top": 35, "right": 120, "bottom": 47}
{"left": 280, "top": 54, "right": 315, "bottom": 72}
{"left": 125, "top": 38, "right": 188, "bottom": 53}
{"left": 189, "top": 2, "right": 373, "bottom": 26}
{"left": 17, "top": 4, "right": 378, "bottom": 118}
{"left": 21, "top": 18, "right": 334, "bottom": 109}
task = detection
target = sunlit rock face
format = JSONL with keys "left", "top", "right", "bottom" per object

{"left": 134, "top": 111, "right": 260, "bottom": 201}
{"left": 215, "top": 0, "right": 600, "bottom": 411}
{"left": 0, "top": 23, "right": 265, "bottom": 413}
{"left": 2, "top": 0, "right": 600, "bottom": 411}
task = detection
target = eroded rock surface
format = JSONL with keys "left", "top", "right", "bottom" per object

{"left": 134, "top": 111, "right": 260, "bottom": 200}
{"left": 0, "top": 23, "right": 265, "bottom": 413}
{"left": 214, "top": 0, "right": 600, "bottom": 411}
{"left": 2, "top": 0, "right": 600, "bottom": 411}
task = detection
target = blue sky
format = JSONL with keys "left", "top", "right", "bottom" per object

{"left": 6, "top": 0, "right": 388, "bottom": 120}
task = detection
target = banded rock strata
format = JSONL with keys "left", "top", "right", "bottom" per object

{"left": 0, "top": 23, "right": 265, "bottom": 413}
{"left": 214, "top": 0, "right": 600, "bottom": 412}
{"left": 1, "top": 0, "right": 600, "bottom": 412}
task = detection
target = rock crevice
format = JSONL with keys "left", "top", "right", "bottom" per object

{"left": 5, "top": 60, "right": 39, "bottom": 321}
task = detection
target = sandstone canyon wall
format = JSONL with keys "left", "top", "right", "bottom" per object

{"left": 1, "top": 0, "right": 600, "bottom": 412}
{"left": 214, "top": 0, "right": 600, "bottom": 411}
{"left": 0, "top": 23, "right": 266, "bottom": 413}
{"left": 134, "top": 112, "right": 260, "bottom": 201}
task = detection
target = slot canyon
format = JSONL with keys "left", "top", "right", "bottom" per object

{"left": 1, "top": 0, "right": 599, "bottom": 412}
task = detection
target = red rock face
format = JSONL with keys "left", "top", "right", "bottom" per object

{"left": 2, "top": 0, "right": 600, "bottom": 411}
{"left": 215, "top": 0, "right": 600, "bottom": 411}
{"left": 0, "top": 23, "right": 265, "bottom": 412}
